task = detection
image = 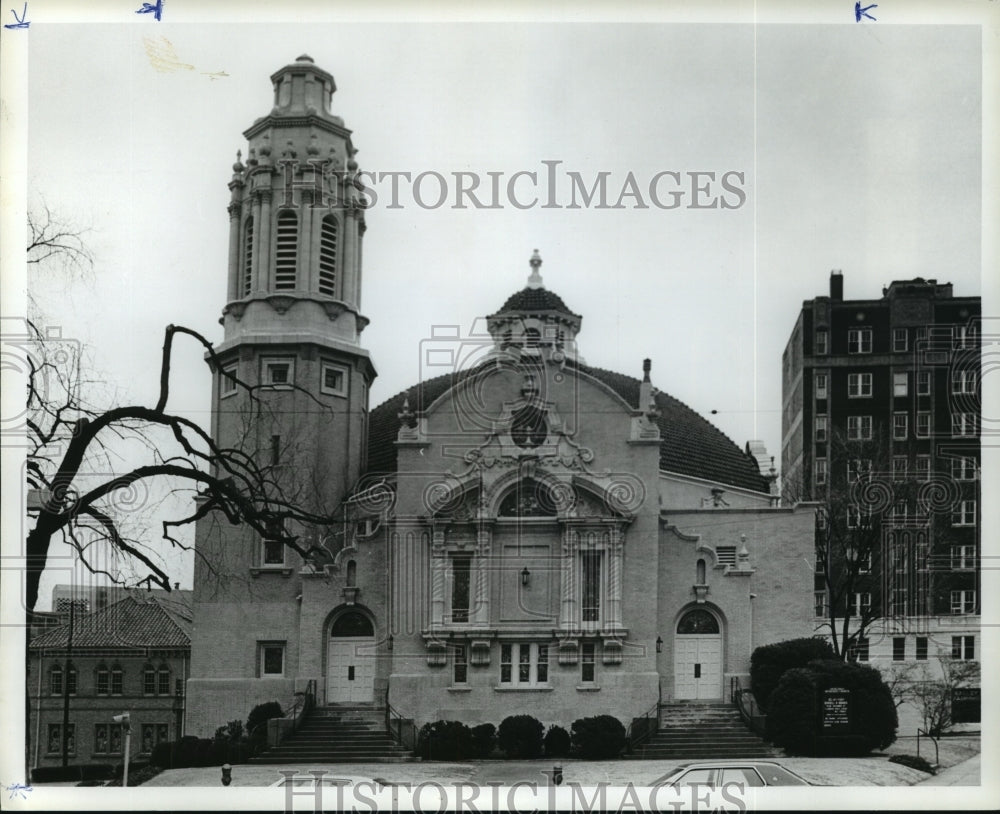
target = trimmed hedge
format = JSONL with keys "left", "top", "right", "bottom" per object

{"left": 149, "top": 736, "right": 251, "bottom": 769}
{"left": 470, "top": 723, "right": 497, "bottom": 758}
{"left": 751, "top": 637, "right": 836, "bottom": 711}
{"left": 889, "top": 754, "right": 935, "bottom": 774}
{"left": 543, "top": 725, "right": 571, "bottom": 758}
{"left": 416, "top": 720, "right": 472, "bottom": 760}
{"left": 32, "top": 764, "right": 113, "bottom": 783}
{"left": 766, "top": 659, "right": 897, "bottom": 756}
{"left": 571, "top": 715, "right": 626, "bottom": 759}
{"left": 498, "top": 715, "right": 544, "bottom": 759}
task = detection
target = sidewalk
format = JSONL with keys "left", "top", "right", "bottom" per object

{"left": 915, "top": 754, "right": 980, "bottom": 786}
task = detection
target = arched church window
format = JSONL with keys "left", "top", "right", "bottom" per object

{"left": 696, "top": 559, "right": 706, "bottom": 584}
{"left": 331, "top": 610, "right": 374, "bottom": 637}
{"left": 242, "top": 216, "right": 254, "bottom": 296}
{"left": 676, "top": 609, "right": 720, "bottom": 635}
{"left": 318, "top": 215, "right": 338, "bottom": 296}
{"left": 498, "top": 479, "right": 558, "bottom": 517}
{"left": 510, "top": 404, "right": 548, "bottom": 449}
{"left": 274, "top": 210, "right": 298, "bottom": 290}
{"left": 346, "top": 560, "right": 357, "bottom": 587}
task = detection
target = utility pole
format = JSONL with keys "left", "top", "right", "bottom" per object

{"left": 61, "top": 600, "right": 75, "bottom": 767}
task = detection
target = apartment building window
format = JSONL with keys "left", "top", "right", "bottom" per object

{"left": 848, "top": 637, "right": 870, "bottom": 662}
{"left": 581, "top": 641, "right": 596, "bottom": 683}
{"left": 499, "top": 643, "right": 550, "bottom": 687}
{"left": 950, "top": 591, "right": 976, "bottom": 615}
{"left": 453, "top": 644, "right": 468, "bottom": 684}
{"left": 892, "top": 456, "right": 908, "bottom": 481}
{"left": 815, "top": 329, "right": 829, "bottom": 355}
{"left": 916, "top": 637, "right": 928, "bottom": 660}
{"left": 847, "top": 458, "right": 871, "bottom": 483}
{"left": 951, "top": 457, "right": 977, "bottom": 481}
{"left": 917, "top": 371, "right": 931, "bottom": 396}
{"left": 952, "top": 413, "right": 977, "bottom": 437}
{"left": 952, "top": 500, "right": 976, "bottom": 527}
{"left": 915, "top": 455, "right": 931, "bottom": 481}
{"left": 847, "top": 547, "right": 872, "bottom": 573}
{"left": 892, "top": 637, "right": 905, "bottom": 661}
{"left": 815, "top": 373, "right": 828, "bottom": 400}
{"left": 951, "top": 544, "right": 976, "bottom": 570}
{"left": 892, "top": 328, "right": 908, "bottom": 352}
{"left": 890, "top": 589, "right": 908, "bottom": 617}
{"left": 951, "top": 635, "right": 975, "bottom": 660}
{"left": 814, "top": 591, "right": 828, "bottom": 617}
{"left": 851, "top": 592, "right": 872, "bottom": 617}
{"left": 816, "top": 507, "right": 828, "bottom": 531}
{"left": 815, "top": 458, "right": 827, "bottom": 486}
{"left": 893, "top": 372, "right": 908, "bottom": 397}
{"left": 889, "top": 502, "right": 909, "bottom": 529}
{"left": 847, "top": 415, "right": 872, "bottom": 440}
{"left": 893, "top": 413, "right": 908, "bottom": 440}
{"left": 916, "top": 413, "right": 931, "bottom": 438}
{"left": 848, "top": 328, "right": 872, "bottom": 354}
{"left": 954, "top": 325, "right": 976, "bottom": 349}
{"left": 846, "top": 506, "right": 871, "bottom": 530}
{"left": 951, "top": 369, "right": 977, "bottom": 395}
{"left": 815, "top": 415, "right": 828, "bottom": 442}
{"left": 848, "top": 373, "right": 873, "bottom": 398}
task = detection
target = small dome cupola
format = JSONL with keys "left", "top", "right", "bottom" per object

{"left": 487, "top": 250, "right": 583, "bottom": 361}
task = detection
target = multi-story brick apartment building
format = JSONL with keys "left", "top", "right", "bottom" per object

{"left": 781, "top": 271, "right": 981, "bottom": 731}
{"left": 28, "top": 593, "right": 192, "bottom": 771}
{"left": 183, "top": 56, "right": 819, "bottom": 737}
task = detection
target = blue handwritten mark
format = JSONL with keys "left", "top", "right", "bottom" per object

{"left": 855, "top": 2, "right": 877, "bottom": 21}
{"left": 136, "top": 0, "right": 164, "bottom": 21}
{"left": 3, "top": 2, "right": 29, "bottom": 29}
{"left": 6, "top": 783, "right": 33, "bottom": 800}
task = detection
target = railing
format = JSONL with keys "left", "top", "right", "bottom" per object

{"left": 731, "top": 676, "right": 768, "bottom": 739}
{"left": 625, "top": 699, "right": 661, "bottom": 755}
{"left": 253, "top": 680, "right": 317, "bottom": 748}
{"left": 916, "top": 728, "right": 939, "bottom": 766}
{"left": 384, "top": 685, "right": 417, "bottom": 751}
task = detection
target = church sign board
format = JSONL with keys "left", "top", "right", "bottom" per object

{"left": 820, "top": 686, "right": 852, "bottom": 734}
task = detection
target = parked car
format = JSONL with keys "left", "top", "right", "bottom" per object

{"left": 654, "top": 761, "right": 810, "bottom": 787}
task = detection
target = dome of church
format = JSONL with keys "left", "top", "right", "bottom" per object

{"left": 494, "top": 286, "right": 579, "bottom": 317}
{"left": 366, "top": 362, "right": 769, "bottom": 493}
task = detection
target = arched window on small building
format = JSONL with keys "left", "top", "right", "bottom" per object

{"left": 696, "top": 559, "right": 706, "bottom": 584}
{"left": 346, "top": 560, "right": 357, "bottom": 587}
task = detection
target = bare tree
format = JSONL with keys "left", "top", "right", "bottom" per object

{"left": 905, "top": 659, "right": 980, "bottom": 736}
{"left": 24, "top": 320, "right": 343, "bottom": 614}
{"left": 26, "top": 200, "right": 94, "bottom": 278}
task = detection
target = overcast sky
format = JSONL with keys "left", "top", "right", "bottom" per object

{"left": 16, "top": 14, "right": 990, "bottom": 602}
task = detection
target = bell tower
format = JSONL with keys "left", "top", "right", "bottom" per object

{"left": 187, "top": 57, "right": 376, "bottom": 732}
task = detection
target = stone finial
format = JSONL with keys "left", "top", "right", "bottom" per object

{"left": 642, "top": 358, "right": 651, "bottom": 383}
{"left": 398, "top": 394, "right": 415, "bottom": 428}
{"left": 232, "top": 150, "right": 245, "bottom": 174}
{"left": 527, "top": 249, "right": 544, "bottom": 289}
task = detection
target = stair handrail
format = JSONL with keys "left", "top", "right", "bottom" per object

{"left": 625, "top": 698, "right": 661, "bottom": 755}
{"left": 384, "top": 684, "right": 416, "bottom": 751}
{"left": 732, "top": 676, "right": 767, "bottom": 739}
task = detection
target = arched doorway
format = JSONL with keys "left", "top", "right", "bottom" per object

{"left": 326, "top": 610, "right": 376, "bottom": 703}
{"left": 673, "top": 608, "right": 723, "bottom": 700}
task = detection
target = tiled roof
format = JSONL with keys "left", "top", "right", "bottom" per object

{"left": 29, "top": 594, "right": 192, "bottom": 650}
{"left": 494, "top": 287, "right": 579, "bottom": 317}
{"left": 365, "top": 362, "right": 768, "bottom": 493}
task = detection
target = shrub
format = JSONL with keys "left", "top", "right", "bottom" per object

{"left": 498, "top": 715, "right": 544, "bottom": 759}
{"left": 543, "top": 725, "right": 571, "bottom": 758}
{"left": 32, "top": 764, "right": 113, "bottom": 783}
{"left": 214, "top": 719, "right": 245, "bottom": 742}
{"left": 751, "top": 637, "right": 836, "bottom": 711}
{"left": 149, "top": 741, "right": 173, "bottom": 768}
{"left": 416, "top": 720, "right": 472, "bottom": 760}
{"left": 246, "top": 701, "right": 284, "bottom": 738}
{"left": 767, "top": 659, "right": 897, "bottom": 756}
{"left": 570, "top": 715, "right": 626, "bottom": 759}
{"left": 889, "top": 754, "right": 935, "bottom": 774}
{"left": 106, "top": 763, "right": 163, "bottom": 787}
{"left": 470, "top": 723, "right": 497, "bottom": 758}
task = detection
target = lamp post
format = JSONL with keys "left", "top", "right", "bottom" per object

{"left": 113, "top": 713, "right": 131, "bottom": 787}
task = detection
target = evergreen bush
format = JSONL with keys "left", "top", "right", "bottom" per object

{"left": 416, "top": 720, "right": 473, "bottom": 760}
{"left": 543, "top": 725, "right": 571, "bottom": 757}
{"left": 470, "top": 723, "right": 497, "bottom": 758}
{"left": 497, "top": 715, "right": 544, "bottom": 758}
{"left": 750, "top": 637, "right": 836, "bottom": 711}
{"left": 570, "top": 715, "right": 626, "bottom": 759}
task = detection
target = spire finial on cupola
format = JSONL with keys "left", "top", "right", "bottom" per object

{"left": 527, "top": 249, "right": 543, "bottom": 289}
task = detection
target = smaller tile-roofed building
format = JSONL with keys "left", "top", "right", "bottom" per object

{"left": 28, "top": 593, "right": 192, "bottom": 772}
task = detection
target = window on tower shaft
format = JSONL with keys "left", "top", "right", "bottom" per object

{"left": 243, "top": 216, "right": 254, "bottom": 296}
{"left": 274, "top": 210, "right": 298, "bottom": 290}
{"left": 318, "top": 215, "right": 338, "bottom": 296}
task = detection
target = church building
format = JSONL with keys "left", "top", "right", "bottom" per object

{"left": 185, "top": 56, "right": 817, "bottom": 737}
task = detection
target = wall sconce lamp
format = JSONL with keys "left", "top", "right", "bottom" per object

{"left": 521, "top": 566, "right": 531, "bottom": 587}
{"left": 655, "top": 636, "right": 663, "bottom": 654}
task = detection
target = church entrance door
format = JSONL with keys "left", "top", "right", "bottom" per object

{"left": 673, "top": 609, "right": 722, "bottom": 701}
{"left": 326, "top": 611, "right": 376, "bottom": 703}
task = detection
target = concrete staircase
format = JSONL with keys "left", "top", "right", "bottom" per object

{"left": 631, "top": 702, "right": 774, "bottom": 760}
{"left": 248, "top": 704, "right": 413, "bottom": 763}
